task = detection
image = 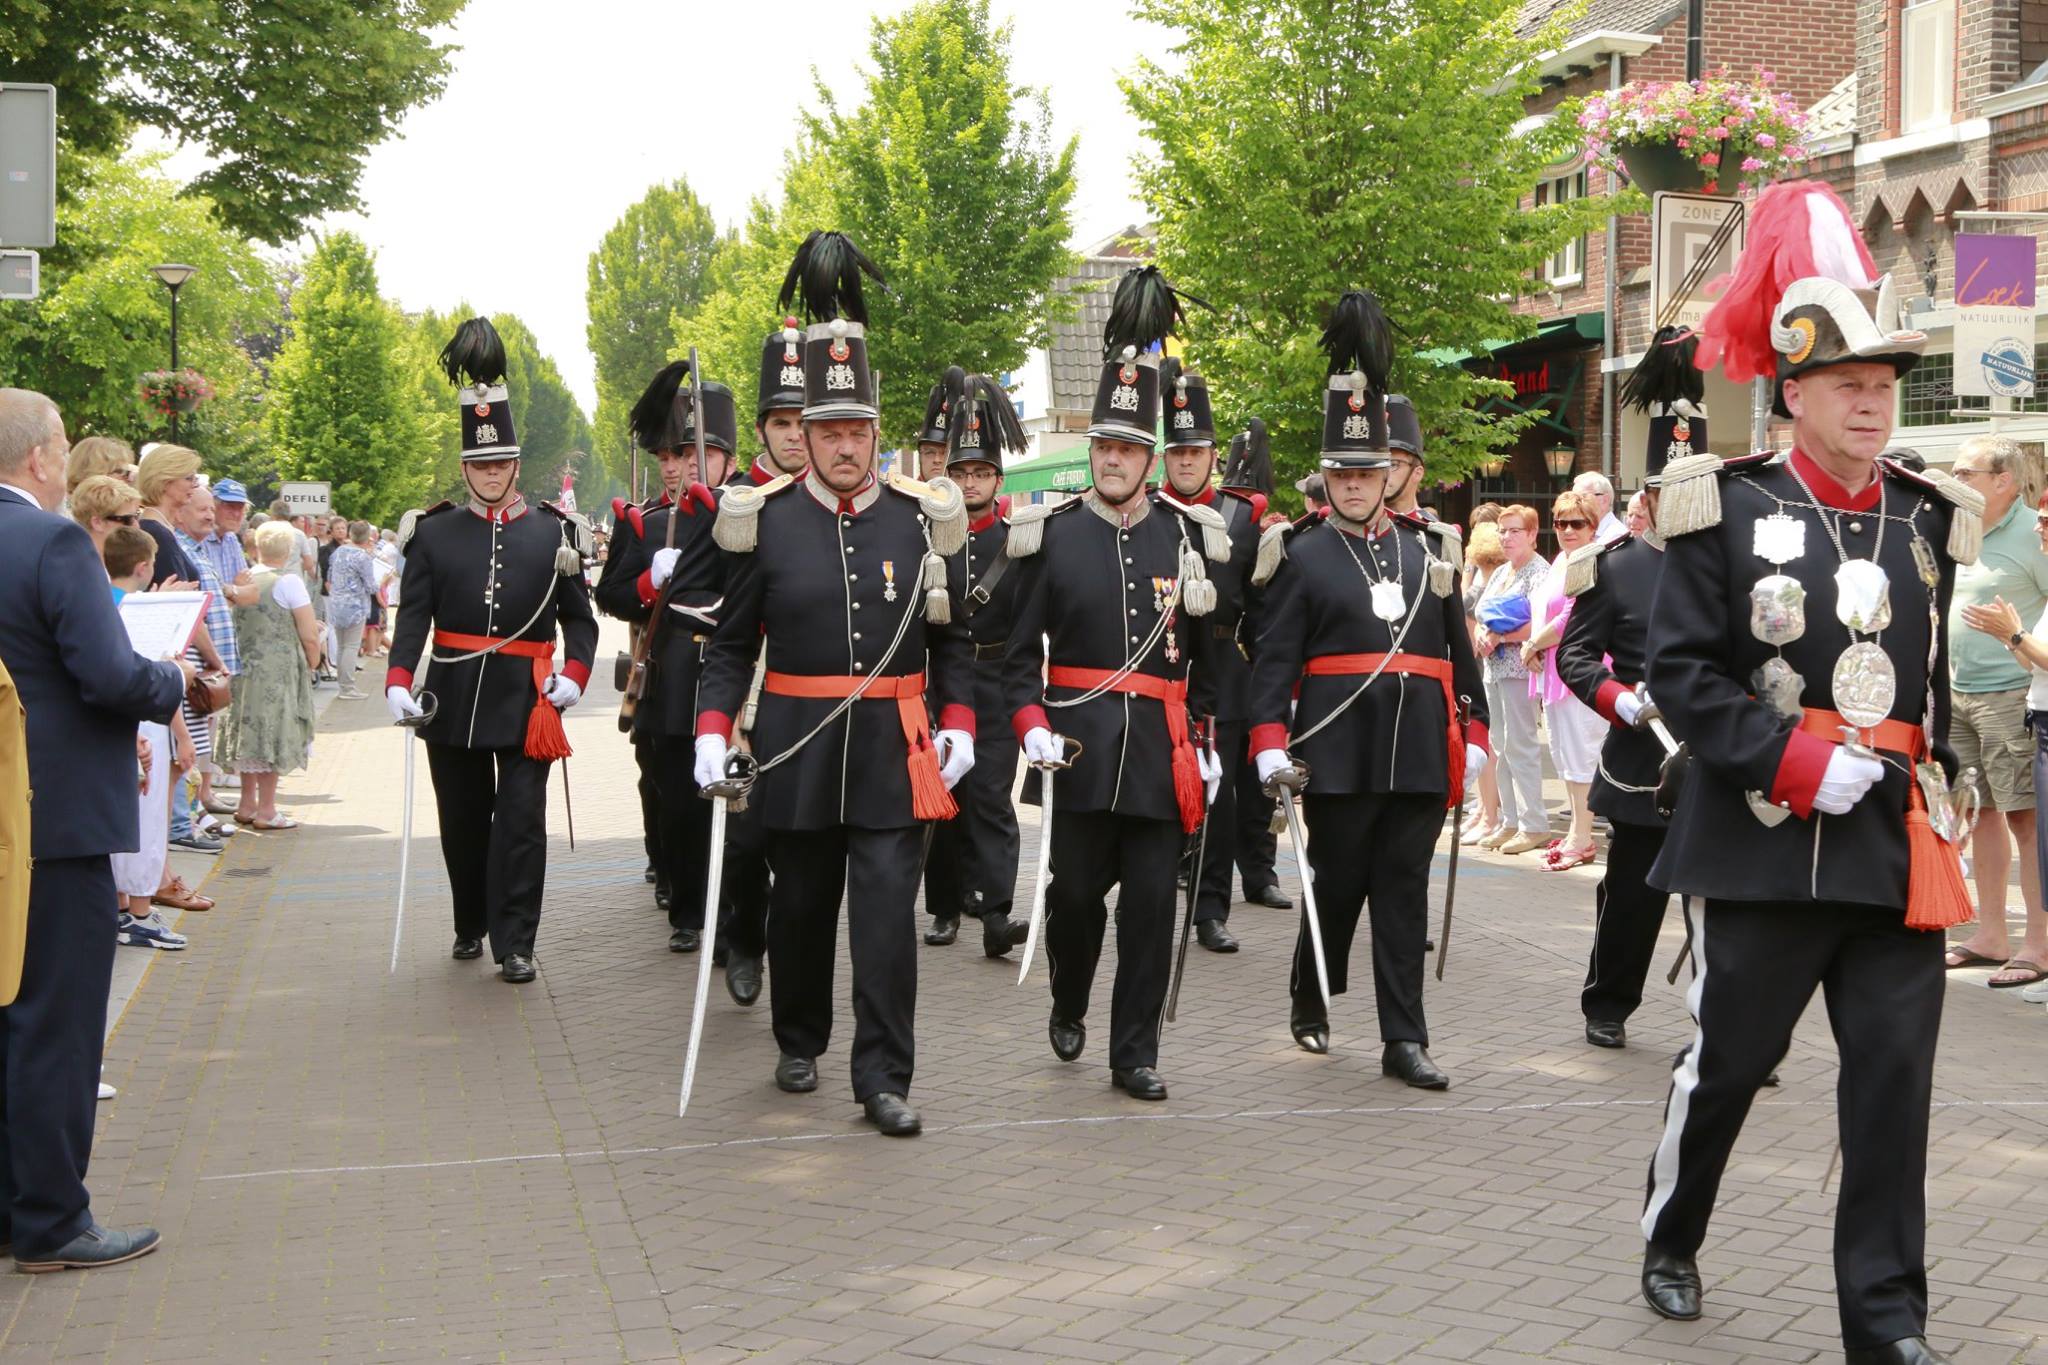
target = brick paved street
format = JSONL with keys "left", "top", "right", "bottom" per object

{"left": 6, "top": 621, "right": 2048, "bottom": 1363}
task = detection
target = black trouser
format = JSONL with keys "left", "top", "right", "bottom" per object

{"left": 766, "top": 824, "right": 922, "bottom": 1100}
{"left": 1641, "top": 898, "right": 1942, "bottom": 1349}
{"left": 634, "top": 730, "right": 665, "bottom": 893}
{"left": 424, "top": 742, "right": 550, "bottom": 962}
{"left": 0, "top": 857, "right": 116, "bottom": 1257}
{"left": 1192, "top": 718, "right": 1245, "bottom": 923}
{"left": 1044, "top": 810, "right": 1182, "bottom": 1070}
{"left": 1236, "top": 749, "right": 1280, "bottom": 898}
{"left": 652, "top": 734, "right": 713, "bottom": 937}
{"left": 718, "top": 797, "right": 770, "bottom": 958}
{"left": 1582, "top": 819, "right": 1672, "bottom": 1024}
{"left": 924, "top": 713, "right": 1020, "bottom": 923}
{"left": 1293, "top": 792, "right": 1440, "bottom": 1044}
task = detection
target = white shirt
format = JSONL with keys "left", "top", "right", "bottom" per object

{"left": 0, "top": 481, "right": 46, "bottom": 509}
{"left": 1597, "top": 511, "right": 1629, "bottom": 545}
{"left": 270, "top": 573, "right": 311, "bottom": 611}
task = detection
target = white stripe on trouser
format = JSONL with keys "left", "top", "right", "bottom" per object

{"left": 1641, "top": 902, "right": 1707, "bottom": 1240}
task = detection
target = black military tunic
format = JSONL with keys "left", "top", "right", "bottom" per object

{"left": 1554, "top": 532, "right": 1675, "bottom": 1029}
{"left": 1248, "top": 511, "right": 1487, "bottom": 1044}
{"left": 388, "top": 496, "right": 598, "bottom": 961}
{"left": 1640, "top": 448, "right": 1962, "bottom": 1350}
{"left": 924, "top": 501, "right": 1023, "bottom": 932}
{"left": 594, "top": 493, "right": 672, "bottom": 905}
{"left": 1001, "top": 493, "right": 1217, "bottom": 1073}
{"left": 696, "top": 471, "right": 971, "bottom": 1101}
{"left": 596, "top": 485, "right": 728, "bottom": 941}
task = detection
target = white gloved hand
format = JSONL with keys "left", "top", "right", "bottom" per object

{"left": 1812, "top": 747, "right": 1886, "bottom": 815}
{"left": 387, "top": 685, "right": 423, "bottom": 722}
{"left": 693, "top": 734, "right": 729, "bottom": 790}
{"left": 650, "top": 546, "right": 681, "bottom": 590}
{"left": 1614, "top": 689, "right": 1644, "bottom": 727}
{"left": 542, "top": 673, "right": 582, "bottom": 710}
{"left": 1254, "top": 748, "right": 1292, "bottom": 786}
{"left": 1022, "top": 726, "right": 1062, "bottom": 767}
{"left": 935, "top": 729, "right": 975, "bottom": 790}
{"left": 1464, "top": 743, "right": 1489, "bottom": 779}
{"left": 1197, "top": 746, "right": 1223, "bottom": 806}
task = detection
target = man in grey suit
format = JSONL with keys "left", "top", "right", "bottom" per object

{"left": 0, "top": 389, "right": 191, "bottom": 1271}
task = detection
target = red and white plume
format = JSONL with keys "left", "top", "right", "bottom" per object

{"left": 1695, "top": 181, "right": 1877, "bottom": 383}
{"left": 558, "top": 470, "right": 577, "bottom": 515}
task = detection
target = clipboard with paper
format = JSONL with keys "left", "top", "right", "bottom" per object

{"left": 116, "top": 590, "right": 210, "bottom": 660}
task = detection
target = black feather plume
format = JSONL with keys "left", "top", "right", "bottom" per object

{"left": 1619, "top": 325, "right": 1705, "bottom": 413}
{"left": 629, "top": 360, "right": 693, "bottom": 451}
{"left": 1221, "top": 417, "right": 1274, "bottom": 496}
{"left": 960, "top": 373, "right": 1027, "bottom": 457}
{"left": 1319, "top": 291, "right": 1393, "bottom": 390}
{"left": 439, "top": 316, "right": 507, "bottom": 388}
{"left": 1103, "top": 266, "right": 1210, "bottom": 360}
{"left": 777, "top": 230, "right": 887, "bottom": 325}
{"left": 922, "top": 365, "right": 966, "bottom": 433}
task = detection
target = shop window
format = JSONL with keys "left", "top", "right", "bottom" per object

{"left": 1537, "top": 170, "right": 1587, "bottom": 287}
{"left": 1901, "top": 0, "right": 1956, "bottom": 133}
{"left": 1898, "top": 346, "right": 2048, "bottom": 427}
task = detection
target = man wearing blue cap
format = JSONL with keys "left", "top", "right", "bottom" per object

{"left": 201, "top": 478, "right": 251, "bottom": 586}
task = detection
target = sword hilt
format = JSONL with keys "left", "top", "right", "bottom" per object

{"left": 1261, "top": 756, "right": 1310, "bottom": 798}
{"left": 702, "top": 748, "right": 759, "bottom": 801}
{"left": 394, "top": 689, "right": 438, "bottom": 729}
{"left": 1030, "top": 733, "right": 1083, "bottom": 772}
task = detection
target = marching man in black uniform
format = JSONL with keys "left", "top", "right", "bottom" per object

{"left": 923, "top": 374, "right": 1029, "bottom": 956}
{"left": 1003, "top": 266, "right": 1226, "bottom": 1102}
{"left": 1247, "top": 292, "right": 1489, "bottom": 1090}
{"left": 914, "top": 369, "right": 963, "bottom": 483}
{"left": 693, "top": 231, "right": 974, "bottom": 1137}
{"left": 388, "top": 317, "right": 599, "bottom": 984}
{"left": 593, "top": 360, "right": 736, "bottom": 956}
{"left": 1636, "top": 181, "right": 1981, "bottom": 1365}
{"left": 1217, "top": 423, "right": 1289, "bottom": 912}
{"left": 1155, "top": 360, "right": 1267, "bottom": 953}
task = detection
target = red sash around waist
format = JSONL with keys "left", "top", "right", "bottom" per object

{"left": 1303, "top": 652, "right": 1465, "bottom": 809}
{"left": 1796, "top": 705, "right": 1963, "bottom": 934}
{"left": 1045, "top": 666, "right": 1202, "bottom": 833}
{"left": 433, "top": 630, "right": 570, "bottom": 762}
{"left": 761, "top": 671, "right": 954, "bottom": 821}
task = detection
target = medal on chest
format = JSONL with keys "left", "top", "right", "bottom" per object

{"left": 1370, "top": 578, "right": 1406, "bottom": 622}
{"left": 883, "top": 560, "right": 898, "bottom": 603}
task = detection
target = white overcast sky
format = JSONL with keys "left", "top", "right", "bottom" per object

{"left": 251, "top": 0, "right": 1170, "bottom": 411}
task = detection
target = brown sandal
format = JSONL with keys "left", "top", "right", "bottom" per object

{"left": 1988, "top": 958, "right": 2047, "bottom": 988}
{"left": 151, "top": 876, "right": 215, "bottom": 912}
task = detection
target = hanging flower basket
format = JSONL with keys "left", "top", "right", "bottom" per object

{"left": 1574, "top": 67, "right": 1812, "bottom": 197}
{"left": 140, "top": 369, "right": 213, "bottom": 417}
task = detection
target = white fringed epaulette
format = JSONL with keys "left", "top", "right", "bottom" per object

{"left": 887, "top": 470, "right": 969, "bottom": 555}
{"left": 1653, "top": 451, "right": 1728, "bottom": 536}
{"left": 1252, "top": 520, "right": 1293, "bottom": 588}
{"left": 1002, "top": 499, "right": 1075, "bottom": 559}
{"left": 1894, "top": 462, "right": 1987, "bottom": 566}
{"left": 712, "top": 473, "right": 795, "bottom": 553}
{"left": 1422, "top": 520, "right": 1463, "bottom": 573}
{"left": 1159, "top": 493, "right": 1231, "bottom": 564}
{"left": 542, "top": 505, "right": 595, "bottom": 575}
{"left": 1562, "top": 541, "right": 1601, "bottom": 597}
{"left": 396, "top": 501, "right": 451, "bottom": 552}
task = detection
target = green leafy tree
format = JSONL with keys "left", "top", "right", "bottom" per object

{"left": 266, "top": 233, "right": 433, "bottom": 525}
{"left": 1124, "top": 0, "right": 1622, "bottom": 494}
{"left": 0, "top": 152, "right": 281, "bottom": 453}
{"left": 395, "top": 306, "right": 465, "bottom": 507}
{"left": 0, "top": 0, "right": 465, "bottom": 244}
{"left": 586, "top": 181, "right": 730, "bottom": 480}
{"left": 490, "top": 313, "right": 594, "bottom": 505}
{"left": 679, "top": 0, "right": 1078, "bottom": 448}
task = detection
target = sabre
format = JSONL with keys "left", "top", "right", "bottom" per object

{"left": 1015, "top": 735, "right": 1081, "bottom": 985}
{"left": 679, "top": 749, "right": 758, "bottom": 1117}
{"left": 1436, "top": 695, "right": 1472, "bottom": 982}
{"left": 388, "top": 689, "right": 439, "bottom": 974}
{"left": 1265, "top": 759, "right": 1330, "bottom": 1009}
{"left": 560, "top": 758, "right": 576, "bottom": 850}
{"left": 1164, "top": 720, "right": 1217, "bottom": 1024}
{"left": 1630, "top": 685, "right": 1698, "bottom": 984}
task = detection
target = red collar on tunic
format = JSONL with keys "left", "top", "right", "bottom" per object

{"left": 1789, "top": 448, "right": 1882, "bottom": 513}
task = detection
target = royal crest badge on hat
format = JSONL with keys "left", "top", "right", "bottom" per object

{"left": 440, "top": 317, "right": 520, "bottom": 461}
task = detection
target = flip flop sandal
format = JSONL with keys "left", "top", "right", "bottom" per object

{"left": 1987, "top": 958, "right": 2047, "bottom": 989}
{"left": 248, "top": 816, "right": 299, "bottom": 831}
{"left": 1944, "top": 945, "right": 2004, "bottom": 970}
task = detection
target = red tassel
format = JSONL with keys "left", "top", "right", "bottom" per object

{"left": 1904, "top": 785, "right": 1974, "bottom": 931}
{"left": 1440, "top": 676, "right": 1465, "bottom": 811}
{"left": 907, "top": 738, "right": 957, "bottom": 822}
{"left": 523, "top": 660, "right": 573, "bottom": 762}
{"left": 1170, "top": 740, "right": 1203, "bottom": 835}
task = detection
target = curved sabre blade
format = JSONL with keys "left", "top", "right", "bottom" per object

{"left": 1280, "top": 793, "right": 1331, "bottom": 1008}
{"left": 389, "top": 732, "right": 414, "bottom": 974}
{"left": 1016, "top": 767, "right": 1055, "bottom": 985}
{"left": 678, "top": 794, "right": 727, "bottom": 1117}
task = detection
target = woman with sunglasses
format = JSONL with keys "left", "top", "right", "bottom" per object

{"left": 1520, "top": 490, "right": 1609, "bottom": 871}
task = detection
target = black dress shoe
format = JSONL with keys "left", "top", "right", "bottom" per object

{"left": 1111, "top": 1067, "right": 1168, "bottom": 1101}
{"left": 1424, "top": 938, "right": 1435, "bottom": 952}
{"left": 981, "top": 912, "right": 1027, "bottom": 957}
{"left": 1381, "top": 1041, "right": 1448, "bottom": 1089}
{"left": 500, "top": 954, "right": 536, "bottom": 984}
{"left": 655, "top": 886, "right": 673, "bottom": 914}
{"left": 924, "top": 915, "right": 959, "bottom": 946}
{"left": 725, "top": 952, "right": 762, "bottom": 1006}
{"left": 451, "top": 937, "right": 484, "bottom": 960}
{"left": 1586, "top": 1019, "right": 1627, "bottom": 1049}
{"left": 1845, "top": 1336, "right": 1950, "bottom": 1365}
{"left": 711, "top": 943, "right": 729, "bottom": 967}
{"left": 644, "top": 863, "right": 658, "bottom": 885}
{"left": 1248, "top": 884, "right": 1293, "bottom": 910}
{"left": 1761, "top": 1070, "right": 1781, "bottom": 1088}
{"left": 1048, "top": 1014, "right": 1085, "bottom": 1062}
{"left": 1290, "top": 1006, "right": 1329, "bottom": 1055}
{"left": 775, "top": 1053, "right": 818, "bottom": 1093}
{"left": 1640, "top": 1245, "right": 1702, "bottom": 1321}
{"left": 862, "top": 1092, "right": 922, "bottom": 1136}
{"left": 669, "top": 927, "right": 700, "bottom": 954}
{"left": 1196, "top": 920, "right": 1239, "bottom": 953}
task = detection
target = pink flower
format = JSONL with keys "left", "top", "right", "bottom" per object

{"left": 1711, "top": 126, "right": 1731, "bottom": 139}
{"left": 1700, "top": 152, "right": 1721, "bottom": 167}
{"left": 1741, "top": 156, "right": 1765, "bottom": 172}
{"left": 1756, "top": 132, "right": 1777, "bottom": 148}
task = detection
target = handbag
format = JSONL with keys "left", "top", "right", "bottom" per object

{"left": 185, "top": 669, "right": 232, "bottom": 716}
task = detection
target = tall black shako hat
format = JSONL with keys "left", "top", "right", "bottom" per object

{"left": 1160, "top": 356, "right": 1215, "bottom": 449}
{"left": 1318, "top": 291, "right": 1394, "bottom": 469}
{"left": 1088, "top": 266, "right": 1202, "bottom": 447}
{"left": 1386, "top": 395, "right": 1422, "bottom": 459}
{"left": 440, "top": 317, "right": 519, "bottom": 461}
{"left": 630, "top": 359, "right": 737, "bottom": 457}
{"left": 756, "top": 316, "right": 806, "bottom": 418}
{"left": 780, "top": 230, "right": 886, "bottom": 422}
{"left": 1221, "top": 417, "right": 1274, "bottom": 496}
{"left": 920, "top": 366, "right": 966, "bottom": 446}
{"left": 1621, "top": 324, "right": 1707, "bottom": 475}
{"left": 947, "top": 373, "right": 1026, "bottom": 471}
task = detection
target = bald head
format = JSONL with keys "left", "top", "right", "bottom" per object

{"left": 0, "top": 389, "right": 68, "bottom": 509}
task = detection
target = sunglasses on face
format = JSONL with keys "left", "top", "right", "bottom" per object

{"left": 106, "top": 513, "right": 138, "bottom": 525}
{"left": 1554, "top": 517, "right": 1591, "bottom": 530}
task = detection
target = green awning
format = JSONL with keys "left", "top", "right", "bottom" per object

{"left": 1418, "top": 312, "right": 1605, "bottom": 367}
{"left": 1002, "top": 439, "right": 1165, "bottom": 495}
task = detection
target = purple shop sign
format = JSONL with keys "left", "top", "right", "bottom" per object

{"left": 1956, "top": 234, "right": 2036, "bottom": 309}
{"left": 1955, "top": 234, "right": 2038, "bottom": 399}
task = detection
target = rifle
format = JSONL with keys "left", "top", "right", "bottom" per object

{"left": 618, "top": 347, "right": 705, "bottom": 732}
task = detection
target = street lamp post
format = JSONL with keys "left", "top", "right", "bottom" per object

{"left": 150, "top": 263, "right": 198, "bottom": 442}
